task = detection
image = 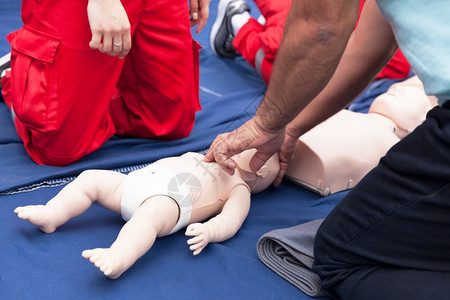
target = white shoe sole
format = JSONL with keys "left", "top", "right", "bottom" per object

{"left": 0, "top": 52, "right": 11, "bottom": 67}
{"left": 0, "top": 52, "right": 11, "bottom": 78}
{"left": 209, "top": 0, "right": 234, "bottom": 55}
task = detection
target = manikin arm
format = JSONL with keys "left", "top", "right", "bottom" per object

{"left": 185, "top": 185, "right": 251, "bottom": 255}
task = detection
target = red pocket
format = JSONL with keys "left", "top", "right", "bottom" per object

{"left": 7, "top": 26, "right": 61, "bottom": 132}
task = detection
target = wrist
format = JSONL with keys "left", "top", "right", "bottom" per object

{"left": 285, "top": 125, "right": 300, "bottom": 141}
{"left": 253, "top": 114, "right": 285, "bottom": 135}
{"left": 254, "top": 96, "right": 288, "bottom": 133}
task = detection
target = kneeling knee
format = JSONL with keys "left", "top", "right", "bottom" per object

{"left": 313, "top": 222, "right": 346, "bottom": 296}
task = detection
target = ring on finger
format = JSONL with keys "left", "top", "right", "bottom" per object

{"left": 113, "top": 42, "right": 123, "bottom": 47}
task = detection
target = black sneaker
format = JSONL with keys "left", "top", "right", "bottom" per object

{"left": 209, "top": 0, "right": 250, "bottom": 59}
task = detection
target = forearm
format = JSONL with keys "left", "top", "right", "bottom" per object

{"left": 285, "top": 49, "right": 395, "bottom": 138}
{"left": 255, "top": 0, "right": 359, "bottom": 132}
{"left": 201, "top": 211, "right": 245, "bottom": 243}
{"left": 285, "top": 0, "right": 398, "bottom": 138}
{"left": 203, "top": 187, "right": 250, "bottom": 243}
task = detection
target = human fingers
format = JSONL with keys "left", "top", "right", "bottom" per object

{"left": 189, "top": 0, "right": 199, "bottom": 27}
{"left": 118, "top": 33, "right": 131, "bottom": 59}
{"left": 205, "top": 118, "right": 276, "bottom": 174}
{"left": 87, "top": 0, "right": 131, "bottom": 56}
{"left": 204, "top": 134, "right": 238, "bottom": 176}
{"left": 107, "top": 24, "right": 129, "bottom": 57}
{"left": 273, "top": 152, "right": 295, "bottom": 187}
{"left": 105, "top": 29, "right": 130, "bottom": 57}
{"left": 195, "top": 1, "right": 210, "bottom": 33}
{"left": 100, "top": 33, "right": 113, "bottom": 54}
{"left": 249, "top": 150, "right": 277, "bottom": 173}
{"left": 111, "top": 35, "right": 123, "bottom": 56}
{"left": 195, "top": 9, "right": 209, "bottom": 33}
{"left": 272, "top": 134, "right": 298, "bottom": 187}
{"left": 273, "top": 160, "right": 289, "bottom": 188}
{"left": 203, "top": 145, "right": 217, "bottom": 163}
{"left": 89, "top": 31, "right": 102, "bottom": 50}
{"left": 247, "top": 132, "right": 285, "bottom": 173}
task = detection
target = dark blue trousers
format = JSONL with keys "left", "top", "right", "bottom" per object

{"left": 313, "top": 106, "right": 450, "bottom": 300}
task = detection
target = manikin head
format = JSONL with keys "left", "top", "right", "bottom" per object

{"left": 369, "top": 75, "right": 438, "bottom": 139}
{"left": 232, "top": 149, "right": 280, "bottom": 194}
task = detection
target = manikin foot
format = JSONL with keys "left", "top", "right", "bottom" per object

{"left": 14, "top": 205, "right": 59, "bottom": 233}
{"left": 82, "top": 248, "right": 129, "bottom": 280}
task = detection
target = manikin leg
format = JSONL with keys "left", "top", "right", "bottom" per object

{"left": 82, "top": 196, "right": 179, "bottom": 279}
{"left": 14, "top": 170, "right": 126, "bottom": 233}
{"left": 15, "top": 170, "right": 179, "bottom": 279}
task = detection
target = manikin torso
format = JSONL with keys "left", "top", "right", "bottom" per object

{"left": 154, "top": 152, "right": 250, "bottom": 223}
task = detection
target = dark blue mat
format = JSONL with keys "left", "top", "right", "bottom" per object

{"left": 0, "top": 0, "right": 21, "bottom": 55}
{"left": 2, "top": 180, "right": 346, "bottom": 299}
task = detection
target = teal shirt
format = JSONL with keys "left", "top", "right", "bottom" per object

{"left": 376, "top": 0, "right": 450, "bottom": 104}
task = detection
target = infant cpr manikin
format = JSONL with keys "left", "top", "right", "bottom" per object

{"left": 285, "top": 76, "right": 437, "bottom": 196}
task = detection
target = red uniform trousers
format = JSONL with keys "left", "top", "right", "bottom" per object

{"left": 233, "top": 0, "right": 291, "bottom": 83}
{"left": 1, "top": 0, "right": 201, "bottom": 166}
{"left": 233, "top": 0, "right": 410, "bottom": 83}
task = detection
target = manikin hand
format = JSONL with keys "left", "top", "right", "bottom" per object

{"left": 204, "top": 117, "right": 285, "bottom": 176}
{"left": 87, "top": 0, "right": 132, "bottom": 59}
{"left": 272, "top": 132, "right": 299, "bottom": 187}
{"left": 189, "top": 0, "right": 211, "bottom": 34}
{"left": 186, "top": 223, "right": 212, "bottom": 255}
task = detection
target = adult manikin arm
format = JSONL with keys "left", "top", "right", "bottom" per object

{"left": 205, "top": 0, "right": 359, "bottom": 174}
{"left": 185, "top": 185, "right": 251, "bottom": 255}
{"left": 273, "top": 0, "right": 399, "bottom": 186}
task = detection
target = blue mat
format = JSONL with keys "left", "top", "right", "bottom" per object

{"left": 0, "top": 0, "right": 21, "bottom": 56}
{"left": 2, "top": 179, "right": 346, "bottom": 299}
{"left": 0, "top": 1, "right": 346, "bottom": 298}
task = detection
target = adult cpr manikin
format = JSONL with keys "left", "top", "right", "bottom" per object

{"left": 285, "top": 76, "right": 437, "bottom": 195}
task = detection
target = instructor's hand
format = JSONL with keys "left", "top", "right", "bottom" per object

{"left": 272, "top": 132, "right": 299, "bottom": 187}
{"left": 204, "top": 118, "right": 285, "bottom": 176}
